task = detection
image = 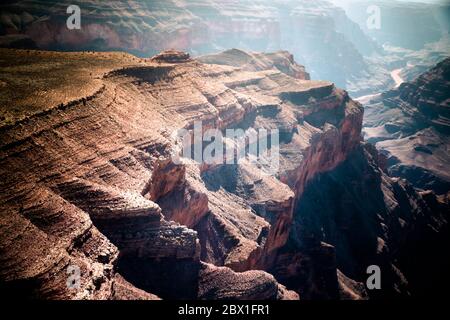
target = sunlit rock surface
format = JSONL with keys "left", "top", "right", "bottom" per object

{"left": 0, "top": 48, "right": 448, "bottom": 300}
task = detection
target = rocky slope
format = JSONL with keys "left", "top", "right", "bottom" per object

{"left": 0, "top": 0, "right": 389, "bottom": 96}
{"left": 364, "top": 58, "right": 450, "bottom": 195}
{"left": 0, "top": 48, "right": 448, "bottom": 300}
{"left": 1, "top": 48, "right": 314, "bottom": 300}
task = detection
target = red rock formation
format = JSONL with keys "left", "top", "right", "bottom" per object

{"left": 198, "top": 262, "right": 298, "bottom": 300}
{"left": 0, "top": 48, "right": 310, "bottom": 299}
{"left": 1, "top": 47, "right": 447, "bottom": 300}
{"left": 147, "top": 159, "right": 209, "bottom": 228}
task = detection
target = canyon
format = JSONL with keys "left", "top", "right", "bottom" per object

{"left": 2, "top": 0, "right": 449, "bottom": 99}
{"left": 1, "top": 47, "right": 448, "bottom": 300}
{"left": 364, "top": 57, "right": 450, "bottom": 195}
{"left": 0, "top": 0, "right": 394, "bottom": 96}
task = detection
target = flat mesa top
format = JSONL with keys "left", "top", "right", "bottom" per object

{"left": 0, "top": 48, "right": 330, "bottom": 129}
{"left": 0, "top": 49, "right": 147, "bottom": 126}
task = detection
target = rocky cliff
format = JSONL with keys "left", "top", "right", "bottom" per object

{"left": 364, "top": 58, "right": 450, "bottom": 195}
{"left": 0, "top": 48, "right": 448, "bottom": 300}
{"left": 0, "top": 48, "right": 310, "bottom": 299}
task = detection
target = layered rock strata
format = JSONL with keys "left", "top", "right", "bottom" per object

{"left": 364, "top": 58, "right": 450, "bottom": 194}
{"left": 0, "top": 0, "right": 385, "bottom": 95}
{"left": 1, "top": 48, "right": 323, "bottom": 299}
{"left": 1, "top": 48, "right": 448, "bottom": 300}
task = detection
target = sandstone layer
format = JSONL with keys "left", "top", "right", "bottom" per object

{"left": 0, "top": 48, "right": 448, "bottom": 300}
{"left": 1, "top": 48, "right": 320, "bottom": 299}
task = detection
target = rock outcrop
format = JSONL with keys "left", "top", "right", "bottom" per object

{"left": 1, "top": 47, "right": 323, "bottom": 299}
{"left": 150, "top": 50, "right": 192, "bottom": 64}
{"left": 198, "top": 262, "right": 298, "bottom": 300}
{"left": 364, "top": 58, "right": 450, "bottom": 194}
{"left": 198, "top": 49, "right": 310, "bottom": 80}
{"left": 272, "top": 143, "right": 449, "bottom": 299}
{"left": 0, "top": 47, "right": 448, "bottom": 300}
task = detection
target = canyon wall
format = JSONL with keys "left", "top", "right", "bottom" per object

{"left": 364, "top": 58, "right": 450, "bottom": 194}
{"left": 0, "top": 48, "right": 448, "bottom": 300}
{"left": 1, "top": 48, "right": 311, "bottom": 300}
{"left": 0, "top": 0, "right": 390, "bottom": 96}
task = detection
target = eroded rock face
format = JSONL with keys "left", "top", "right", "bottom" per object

{"left": 0, "top": 183, "right": 120, "bottom": 299}
{"left": 273, "top": 143, "right": 449, "bottom": 299}
{"left": 0, "top": 47, "right": 448, "bottom": 300}
{"left": 198, "top": 262, "right": 298, "bottom": 300}
{"left": 146, "top": 158, "right": 209, "bottom": 228}
{"left": 0, "top": 48, "right": 320, "bottom": 299}
{"left": 364, "top": 58, "right": 450, "bottom": 194}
